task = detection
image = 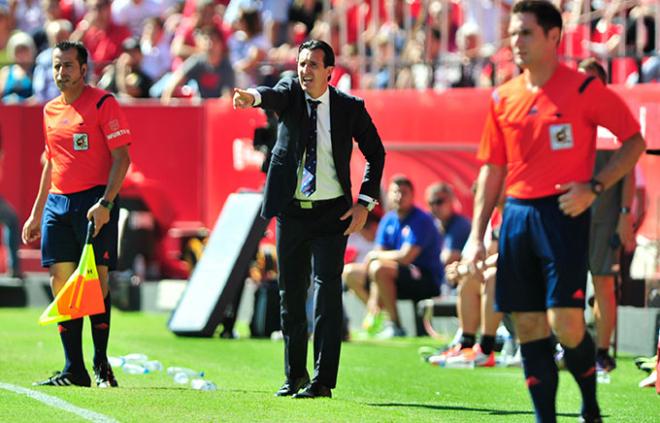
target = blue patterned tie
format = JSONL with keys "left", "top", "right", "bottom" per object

{"left": 301, "top": 99, "right": 321, "bottom": 197}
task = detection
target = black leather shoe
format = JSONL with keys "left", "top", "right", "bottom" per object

{"left": 292, "top": 383, "right": 332, "bottom": 399}
{"left": 274, "top": 376, "right": 310, "bottom": 397}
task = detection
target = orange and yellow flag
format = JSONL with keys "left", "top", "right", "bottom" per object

{"left": 39, "top": 222, "right": 105, "bottom": 325}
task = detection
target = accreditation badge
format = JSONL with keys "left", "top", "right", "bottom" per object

{"left": 73, "top": 133, "right": 89, "bottom": 151}
{"left": 549, "top": 124, "right": 574, "bottom": 150}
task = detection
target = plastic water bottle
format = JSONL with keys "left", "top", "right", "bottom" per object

{"left": 173, "top": 372, "right": 190, "bottom": 384}
{"left": 108, "top": 356, "right": 125, "bottom": 368}
{"left": 191, "top": 379, "right": 217, "bottom": 391}
{"left": 123, "top": 353, "right": 148, "bottom": 363}
{"left": 122, "top": 363, "right": 149, "bottom": 374}
{"left": 143, "top": 360, "right": 163, "bottom": 372}
{"left": 167, "top": 367, "right": 204, "bottom": 384}
{"left": 167, "top": 367, "right": 204, "bottom": 377}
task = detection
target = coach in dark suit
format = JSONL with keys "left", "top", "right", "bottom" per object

{"left": 233, "top": 40, "right": 385, "bottom": 398}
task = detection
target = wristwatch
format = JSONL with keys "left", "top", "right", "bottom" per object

{"left": 357, "top": 198, "right": 378, "bottom": 212}
{"left": 589, "top": 178, "right": 604, "bottom": 196}
{"left": 99, "top": 199, "right": 114, "bottom": 211}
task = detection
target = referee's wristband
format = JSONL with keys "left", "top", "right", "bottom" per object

{"left": 99, "top": 199, "right": 114, "bottom": 211}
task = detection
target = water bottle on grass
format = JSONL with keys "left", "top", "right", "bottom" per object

{"left": 122, "top": 363, "right": 149, "bottom": 374}
{"left": 167, "top": 367, "right": 204, "bottom": 384}
{"left": 143, "top": 360, "right": 163, "bottom": 372}
{"left": 123, "top": 353, "right": 148, "bottom": 363}
{"left": 191, "top": 379, "right": 217, "bottom": 391}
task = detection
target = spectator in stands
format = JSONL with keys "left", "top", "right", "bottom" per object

{"left": 8, "top": 0, "right": 45, "bottom": 35}
{"left": 288, "top": 0, "right": 323, "bottom": 38}
{"left": 0, "top": 31, "right": 35, "bottom": 103}
{"left": 228, "top": 4, "right": 271, "bottom": 88}
{"left": 427, "top": 0, "right": 459, "bottom": 53}
{"left": 33, "top": 19, "right": 73, "bottom": 102}
{"left": 161, "top": 25, "right": 234, "bottom": 103}
{"left": 361, "top": 175, "right": 442, "bottom": 338}
{"left": 111, "top": 0, "right": 167, "bottom": 37}
{"left": 0, "top": 125, "right": 22, "bottom": 279}
{"left": 32, "top": 0, "right": 67, "bottom": 53}
{"left": 365, "top": 25, "right": 397, "bottom": 89}
{"left": 578, "top": 58, "right": 635, "bottom": 374}
{"left": 170, "top": 0, "right": 226, "bottom": 71}
{"left": 71, "top": 0, "right": 132, "bottom": 79}
{"left": 395, "top": 37, "right": 432, "bottom": 89}
{"left": 139, "top": 17, "right": 173, "bottom": 83}
{"left": 0, "top": 5, "right": 12, "bottom": 68}
{"left": 435, "top": 22, "right": 489, "bottom": 88}
{"left": 629, "top": 54, "right": 660, "bottom": 84}
{"left": 98, "top": 37, "right": 152, "bottom": 98}
{"left": 425, "top": 182, "right": 470, "bottom": 267}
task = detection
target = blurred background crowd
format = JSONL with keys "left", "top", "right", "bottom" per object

{"left": 0, "top": 0, "right": 658, "bottom": 105}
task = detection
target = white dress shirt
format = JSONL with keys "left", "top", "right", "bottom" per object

{"left": 250, "top": 87, "right": 344, "bottom": 201}
{"left": 249, "top": 86, "right": 377, "bottom": 205}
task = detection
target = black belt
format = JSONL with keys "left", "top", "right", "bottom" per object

{"left": 291, "top": 197, "right": 343, "bottom": 209}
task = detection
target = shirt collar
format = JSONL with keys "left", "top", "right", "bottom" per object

{"left": 305, "top": 87, "right": 330, "bottom": 107}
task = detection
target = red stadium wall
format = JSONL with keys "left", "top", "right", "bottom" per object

{"left": 2, "top": 85, "right": 659, "bottom": 255}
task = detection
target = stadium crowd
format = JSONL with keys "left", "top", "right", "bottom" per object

{"left": 0, "top": 0, "right": 658, "bottom": 105}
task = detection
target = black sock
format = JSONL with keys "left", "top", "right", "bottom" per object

{"left": 459, "top": 333, "right": 476, "bottom": 349}
{"left": 89, "top": 294, "right": 112, "bottom": 367}
{"left": 562, "top": 332, "right": 600, "bottom": 418}
{"left": 520, "top": 337, "right": 558, "bottom": 423}
{"left": 58, "top": 318, "right": 85, "bottom": 374}
{"left": 479, "top": 335, "right": 496, "bottom": 355}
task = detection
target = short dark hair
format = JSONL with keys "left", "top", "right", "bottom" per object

{"left": 578, "top": 58, "right": 607, "bottom": 84}
{"left": 298, "top": 39, "right": 335, "bottom": 68}
{"left": 54, "top": 40, "right": 88, "bottom": 66}
{"left": 512, "top": 0, "right": 563, "bottom": 35}
{"left": 390, "top": 174, "right": 414, "bottom": 192}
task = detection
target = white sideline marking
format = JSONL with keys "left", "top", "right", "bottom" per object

{"left": 0, "top": 382, "right": 119, "bottom": 423}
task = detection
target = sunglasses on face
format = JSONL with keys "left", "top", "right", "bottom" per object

{"left": 428, "top": 197, "right": 448, "bottom": 206}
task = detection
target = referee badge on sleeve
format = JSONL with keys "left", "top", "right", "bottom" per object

{"left": 73, "top": 133, "right": 89, "bottom": 151}
{"left": 549, "top": 124, "right": 574, "bottom": 150}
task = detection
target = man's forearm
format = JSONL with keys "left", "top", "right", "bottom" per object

{"left": 470, "top": 164, "right": 506, "bottom": 242}
{"left": 102, "top": 147, "right": 131, "bottom": 202}
{"left": 594, "top": 133, "right": 645, "bottom": 190}
{"left": 621, "top": 168, "right": 635, "bottom": 209}
{"left": 30, "top": 160, "right": 52, "bottom": 219}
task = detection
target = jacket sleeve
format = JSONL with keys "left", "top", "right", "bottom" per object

{"left": 352, "top": 99, "right": 385, "bottom": 200}
{"left": 255, "top": 77, "right": 294, "bottom": 115}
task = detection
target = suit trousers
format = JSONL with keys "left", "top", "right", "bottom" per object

{"left": 276, "top": 197, "right": 349, "bottom": 389}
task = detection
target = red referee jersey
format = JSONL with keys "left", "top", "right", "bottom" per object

{"left": 43, "top": 86, "right": 132, "bottom": 194}
{"left": 477, "top": 64, "right": 640, "bottom": 199}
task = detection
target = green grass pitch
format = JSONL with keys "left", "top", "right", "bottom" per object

{"left": 0, "top": 308, "right": 657, "bottom": 422}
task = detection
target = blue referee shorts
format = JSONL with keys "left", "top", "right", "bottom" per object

{"left": 41, "top": 185, "right": 119, "bottom": 269}
{"left": 495, "top": 195, "right": 590, "bottom": 312}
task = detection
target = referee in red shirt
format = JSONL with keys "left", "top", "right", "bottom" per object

{"left": 465, "top": 2, "right": 645, "bottom": 422}
{"left": 22, "top": 41, "right": 131, "bottom": 388}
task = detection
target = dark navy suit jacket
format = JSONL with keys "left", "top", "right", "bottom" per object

{"left": 257, "top": 77, "right": 385, "bottom": 218}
